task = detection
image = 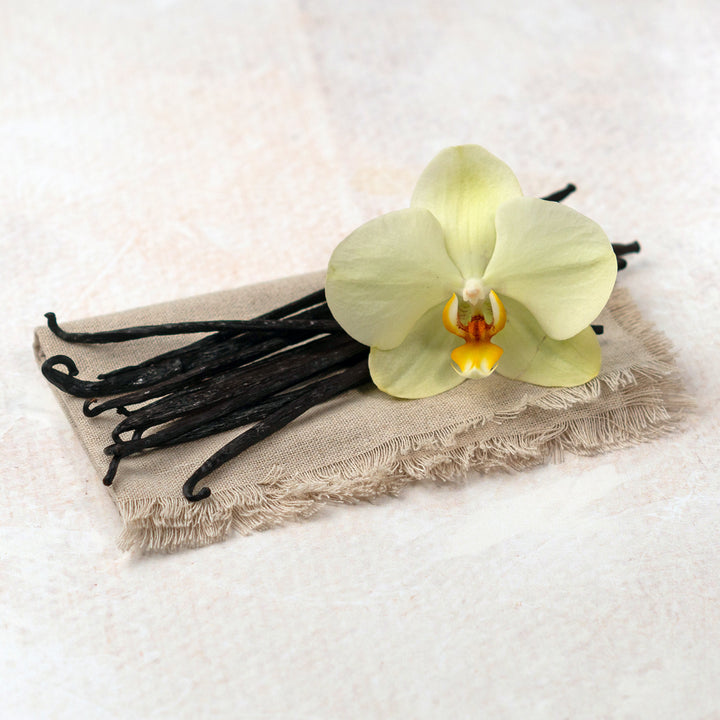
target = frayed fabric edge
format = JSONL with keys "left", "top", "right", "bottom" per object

{"left": 117, "top": 365, "right": 692, "bottom": 553}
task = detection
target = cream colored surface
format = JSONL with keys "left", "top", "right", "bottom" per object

{"left": 2, "top": 1, "right": 719, "bottom": 718}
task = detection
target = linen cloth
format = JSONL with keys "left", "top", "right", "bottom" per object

{"left": 34, "top": 271, "right": 688, "bottom": 552}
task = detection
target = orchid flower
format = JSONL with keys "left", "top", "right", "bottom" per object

{"left": 325, "top": 145, "right": 617, "bottom": 399}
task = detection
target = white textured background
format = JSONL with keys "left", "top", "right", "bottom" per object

{"left": 2, "top": 1, "right": 719, "bottom": 718}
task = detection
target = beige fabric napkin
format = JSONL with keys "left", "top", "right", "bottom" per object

{"left": 34, "top": 271, "right": 689, "bottom": 552}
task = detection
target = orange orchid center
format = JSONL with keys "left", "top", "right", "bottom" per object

{"left": 442, "top": 288, "right": 507, "bottom": 378}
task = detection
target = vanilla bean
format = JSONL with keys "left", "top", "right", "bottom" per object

{"left": 84, "top": 335, "right": 288, "bottom": 416}
{"left": 43, "top": 305, "right": 335, "bottom": 400}
{"left": 94, "top": 304, "right": 334, "bottom": 393}
{"left": 102, "top": 454, "right": 121, "bottom": 486}
{"left": 183, "top": 358, "right": 371, "bottom": 502}
{"left": 97, "top": 289, "right": 328, "bottom": 379}
{"left": 45, "top": 312, "right": 341, "bottom": 344}
{"left": 612, "top": 241, "right": 641, "bottom": 256}
{"left": 41, "top": 354, "right": 188, "bottom": 398}
{"left": 592, "top": 325, "right": 603, "bottom": 335}
{"left": 105, "top": 385, "right": 308, "bottom": 458}
{"left": 103, "top": 350, "right": 368, "bottom": 485}
{"left": 104, "top": 356, "right": 365, "bottom": 460}
{"left": 83, "top": 307, "right": 335, "bottom": 413}
{"left": 41, "top": 354, "right": 184, "bottom": 398}
{"left": 542, "top": 184, "right": 577, "bottom": 202}
{"left": 41, "top": 355, "right": 81, "bottom": 392}
{"left": 613, "top": 241, "right": 641, "bottom": 272}
{"left": 96, "top": 331, "right": 236, "bottom": 379}
{"left": 111, "top": 334, "right": 365, "bottom": 440}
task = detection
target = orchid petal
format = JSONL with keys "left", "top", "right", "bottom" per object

{"left": 326, "top": 208, "right": 464, "bottom": 350}
{"left": 493, "top": 295, "right": 602, "bottom": 386}
{"left": 368, "top": 302, "right": 465, "bottom": 398}
{"left": 410, "top": 145, "right": 523, "bottom": 278}
{"left": 482, "top": 197, "right": 617, "bottom": 340}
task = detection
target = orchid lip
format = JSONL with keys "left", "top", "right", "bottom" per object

{"left": 442, "top": 291, "right": 506, "bottom": 378}
{"left": 450, "top": 341, "right": 504, "bottom": 378}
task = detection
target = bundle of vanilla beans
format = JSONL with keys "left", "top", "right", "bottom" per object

{"left": 40, "top": 185, "right": 640, "bottom": 502}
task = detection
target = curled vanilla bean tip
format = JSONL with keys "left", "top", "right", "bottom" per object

{"left": 83, "top": 398, "right": 100, "bottom": 416}
{"left": 41, "top": 355, "right": 88, "bottom": 395}
{"left": 541, "top": 184, "right": 577, "bottom": 203}
{"left": 44, "top": 353, "right": 189, "bottom": 398}
{"left": 42, "top": 354, "right": 80, "bottom": 378}
{"left": 44, "top": 313, "right": 68, "bottom": 340}
{"left": 183, "top": 480, "right": 212, "bottom": 502}
{"left": 103, "top": 455, "right": 121, "bottom": 486}
{"left": 617, "top": 256, "right": 628, "bottom": 270}
{"left": 591, "top": 324, "right": 604, "bottom": 335}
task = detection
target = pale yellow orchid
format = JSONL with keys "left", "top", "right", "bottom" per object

{"left": 325, "top": 145, "right": 617, "bottom": 399}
